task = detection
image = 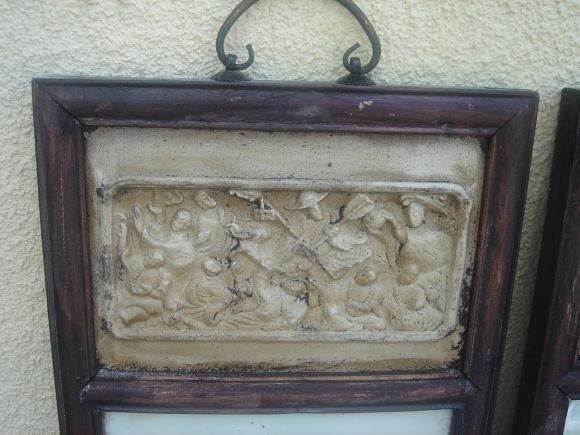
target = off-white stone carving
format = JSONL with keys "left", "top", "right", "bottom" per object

{"left": 105, "top": 186, "right": 470, "bottom": 342}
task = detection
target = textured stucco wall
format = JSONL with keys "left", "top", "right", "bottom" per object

{"left": 0, "top": 0, "right": 578, "bottom": 433}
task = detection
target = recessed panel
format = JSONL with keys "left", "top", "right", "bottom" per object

{"left": 88, "top": 129, "right": 484, "bottom": 371}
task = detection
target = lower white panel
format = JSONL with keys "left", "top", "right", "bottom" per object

{"left": 564, "top": 400, "right": 580, "bottom": 435}
{"left": 104, "top": 410, "right": 453, "bottom": 435}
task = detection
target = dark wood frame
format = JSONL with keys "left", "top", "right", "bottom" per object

{"left": 32, "top": 77, "right": 538, "bottom": 435}
{"left": 516, "top": 88, "right": 580, "bottom": 434}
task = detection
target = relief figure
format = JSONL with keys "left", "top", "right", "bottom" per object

{"left": 385, "top": 195, "right": 452, "bottom": 332}
{"left": 346, "top": 267, "right": 387, "bottom": 330}
{"left": 116, "top": 213, "right": 165, "bottom": 326}
{"left": 194, "top": 190, "right": 230, "bottom": 256}
{"left": 176, "top": 258, "right": 233, "bottom": 328}
{"left": 287, "top": 192, "right": 329, "bottom": 221}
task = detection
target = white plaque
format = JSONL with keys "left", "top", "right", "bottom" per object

{"left": 103, "top": 410, "right": 453, "bottom": 435}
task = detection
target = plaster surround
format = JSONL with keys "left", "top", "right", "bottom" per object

{"left": 87, "top": 128, "right": 483, "bottom": 371}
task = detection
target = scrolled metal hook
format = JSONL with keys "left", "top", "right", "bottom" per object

{"left": 216, "top": 0, "right": 260, "bottom": 71}
{"left": 336, "top": 0, "right": 381, "bottom": 76}
{"left": 214, "top": 0, "right": 381, "bottom": 81}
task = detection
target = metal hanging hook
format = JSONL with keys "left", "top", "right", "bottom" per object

{"left": 213, "top": 0, "right": 381, "bottom": 83}
{"left": 336, "top": 0, "right": 381, "bottom": 76}
{"left": 215, "top": 0, "right": 259, "bottom": 72}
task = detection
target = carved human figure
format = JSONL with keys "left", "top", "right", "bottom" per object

{"left": 193, "top": 190, "right": 230, "bottom": 256}
{"left": 286, "top": 192, "right": 329, "bottom": 221}
{"left": 385, "top": 195, "right": 452, "bottom": 331}
{"left": 388, "top": 284, "right": 443, "bottom": 331}
{"left": 346, "top": 267, "right": 387, "bottom": 330}
{"left": 226, "top": 192, "right": 303, "bottom": 274}
{"left": 176, "top": 258, "right": 234, "bottom": 328}
{"left": 278, "top": 193, "right": 376, "bottom": 331}
{"left": 362, "top": 207, "right": 407, "bottom": 244}
{"left": 316, "top": 194, "right": 375, "bottom": 279}
{"left": 398, "top": 195, "right": 452, "bottom": 282}
{"left": 226, "top": 219, "right": 281, "bottom": 271}
{"left": 133, "top": 206, "right": 198, "bottom": 312}
{"left": 317, "top": 225, "right": 371, "bottom": 278}
{"left": 116, "top": 213, "right": 165, "bottom": 326}
{"left": 147, "top": 189, "right": 184, "bottom": 226}
{"left": 363, "top": 204, "right": 406, "bottom": 258}
{"left": 306, "top": 221, "right": 373, "bottom": 331}
{"left": 218, "top": 257, "right": 308, "bottom": 330}
{"left": 134, "top": 207, "right": 196, "bottom": 269}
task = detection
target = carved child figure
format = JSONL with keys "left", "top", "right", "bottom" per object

{"left": 293, "top": 193, "right": 380, "bottom": 331}
{"left": 116, "top": 214, "right": 166, "bottom": 326}
{"left": 194, "top": 190, "right": 229, "bottom": 256}
{"left": 361, "top": 205, "right": 407, "bottom": 268}
{"left": 389, "top": 277, "right": 443, "bottom": 332}
{"left": 316, "top": 194, "right": 375, "bottom": 279}
{"left": 132, "top": 206, "right": 198, "bottom": 312}
{"left": 147, "top": 189, "right": 184, "bottom": 226}
{"left": 385, "top": 196, "right": 451, "bottom": 332}
{"left": 176, "top": 258, "right": 233, "bottom": 328}
{"left": 346, "top": 267, "right": 387, "bottom": 330}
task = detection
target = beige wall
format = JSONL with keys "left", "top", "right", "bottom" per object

{"left": 0, "top": 0, "right": 578, "bottom": 433}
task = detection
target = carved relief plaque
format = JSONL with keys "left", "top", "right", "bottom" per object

{"left": 89, "top": 128, "right": 483, "bottom": 371}
{"left": 104, "top": 185, "right": 470, "bottom": 343}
